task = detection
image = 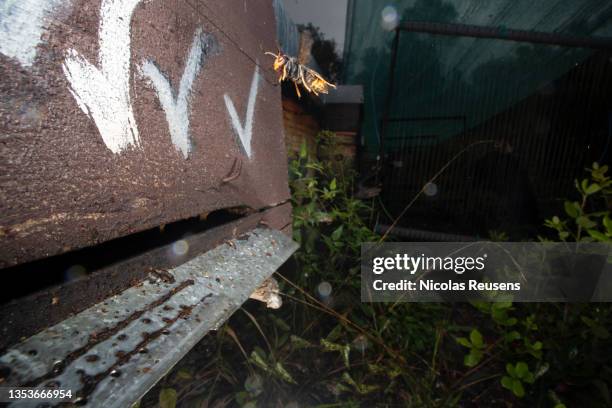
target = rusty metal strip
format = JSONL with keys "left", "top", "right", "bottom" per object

{"left": 0, "top": 228, "right": 298, "bottom": 407}
{"left": 0, "top": 209, "right": 278, "bottom": 352}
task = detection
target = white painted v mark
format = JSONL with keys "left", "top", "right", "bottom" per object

{"left": 224, "top": 65, "right": 260, "bottom": 158}
{"left": 141, "top": 28, "right": 210, "bottom": 158}
{"left": 62, "top": 0, "right": 143, "bottom": 154}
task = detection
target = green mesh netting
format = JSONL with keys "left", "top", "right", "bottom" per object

{"left": 343, "top": 0, "right": 612, "bottom": 155}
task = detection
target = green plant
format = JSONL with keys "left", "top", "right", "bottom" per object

{"left": 455, "top": 329, "right": 486, "bottom": 367}
{"left": 140, "top": 156, "right": 612, "bottom": 408}
{"left": 544, "top": 162, "right": 612, "bottom": 242}
{"left": 289, "top": 136, "right": 377, "bottom": 287}
{"left": 501, "top": 362, "right": 535, "bottom": 397}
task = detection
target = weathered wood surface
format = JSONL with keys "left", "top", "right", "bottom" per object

{"left": 0, "top": 0, "right": 290, "bottom": 267}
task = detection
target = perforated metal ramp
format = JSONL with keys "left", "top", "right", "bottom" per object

{"left": 0, "top": 228, "right": 298, "bottom": 407}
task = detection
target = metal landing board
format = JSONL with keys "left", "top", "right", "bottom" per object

{"left": 0, "top": 228, "right": 298, "bottom": 407}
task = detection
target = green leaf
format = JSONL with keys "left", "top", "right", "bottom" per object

{"left": 175, "top": 369, "right": 192, "bottom": 380}
{"left": 464, "top": 350, "right": 482, "bottom": 367}
{"left": 342, "top": 372, "right": 378, "bottom": 395}
{"left": 341, "top": 344, "right": 351, "bottom": 368}
{"left": 505, "top": 331, "right": 521, "bottom": 342}
{"left": 321, "top": 338, "right": 343, "bottom": 352}
{"left": 159, "top": 388, "right": 177, "bottom": 408}
{"left": 515, "top": 362, "right": 529, "bottom": 378}
{"left": 588, "top": 229, "right": 608, "bottom": 241}
{"left": 469, "top": 329, "right": 484, "bottom": 348}
{"left": 577, "top": 216, "right": 597, "bottom": 229}
{"left": 603, "top": 215, "right": 612, "bottom": 231}
{"left": 234, "top": 391, "right": 249, "bottom": 405}
{"left": 299, "top": 141, "right": 308, "bottom": 158}
{"left": 342, "top": 371, "right": 357, "bottom": 388}
{"left": 315, "top": 211, "right": 333, "bottom": 223}
{"left": 356, "top": 383, "right": 380, "bottom": 394}
{"left": 331, "top": 225, "right": 343, "bottom": 241}
{"left": 250, "top": 350, "right": 270, "bottom": 372}
{"left": 331, "top": 382, "right": 352, "bottom": 395}
{"left": 585, "top": 183, "right": 602, "bottom": 195}
{"left": 501, "top": 376, "right": 514, "bottom": 391}
{"left": 581, "top": 179, "right": 590, "bottom": 193}
{"left": 523, "top": 372, "right": 535, "bottom": 384}
{"left": 269, "top": 315, "right": 290, "bottom": 331}
{"left": 330, "top": 178, "right": 337, "bottom": 191}
{"left": 492, "top": 301, "right": 512, "bottom": 310}
{"left": 290, "top": 334, "right": 313, "bottom": 349}
{"left": 512, "top": 379, "right": 525, "bottom": 397}
{"left": 455, "top": 337, "right": 472, "bottom": 348}
{"left": 564, "top": 201, "right": 579, "bottom": 218}
{"left": 387, "top": 365, "right": 402, "bottom": 379}
{"left": 320, "top": 338, "right": 352, "bottom": 366}
{"left": 273, "top": 362, "right": 297, "bottom": 384}
{"left": 524, "top": 315, "right": 538, "bottom": 331}
{"left": 506, "top": 363, "right": 516, "bottom": 377}
{"left": 326, "top": 324, "right": 343, "bottom": 342}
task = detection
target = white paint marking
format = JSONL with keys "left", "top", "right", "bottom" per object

{"left": 62, "top": 0, "right": 142, "bottom": 154}
{"left": 0, "top": 0, "right": 65, "bottom": 67}
{"left": 141, "top": 28, "right": 209, "bottom": 158}
{"left": 224, "top": 65, "right": 260, "bottom": 158}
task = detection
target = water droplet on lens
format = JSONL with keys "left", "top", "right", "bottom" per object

{"left": 317, "top": 281, "right": 332, "bottom": 298}
{"left": 381, "top": 6, "right": 399, "bottom": 31}
{"left": 423, "top": 182, "right": 438, "bottom": 197}
{"left": 64, "top": 264, "right": 87, "bottom": 281}
{"left": 171, "top": 240, "right": 189, "bottom": 256}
